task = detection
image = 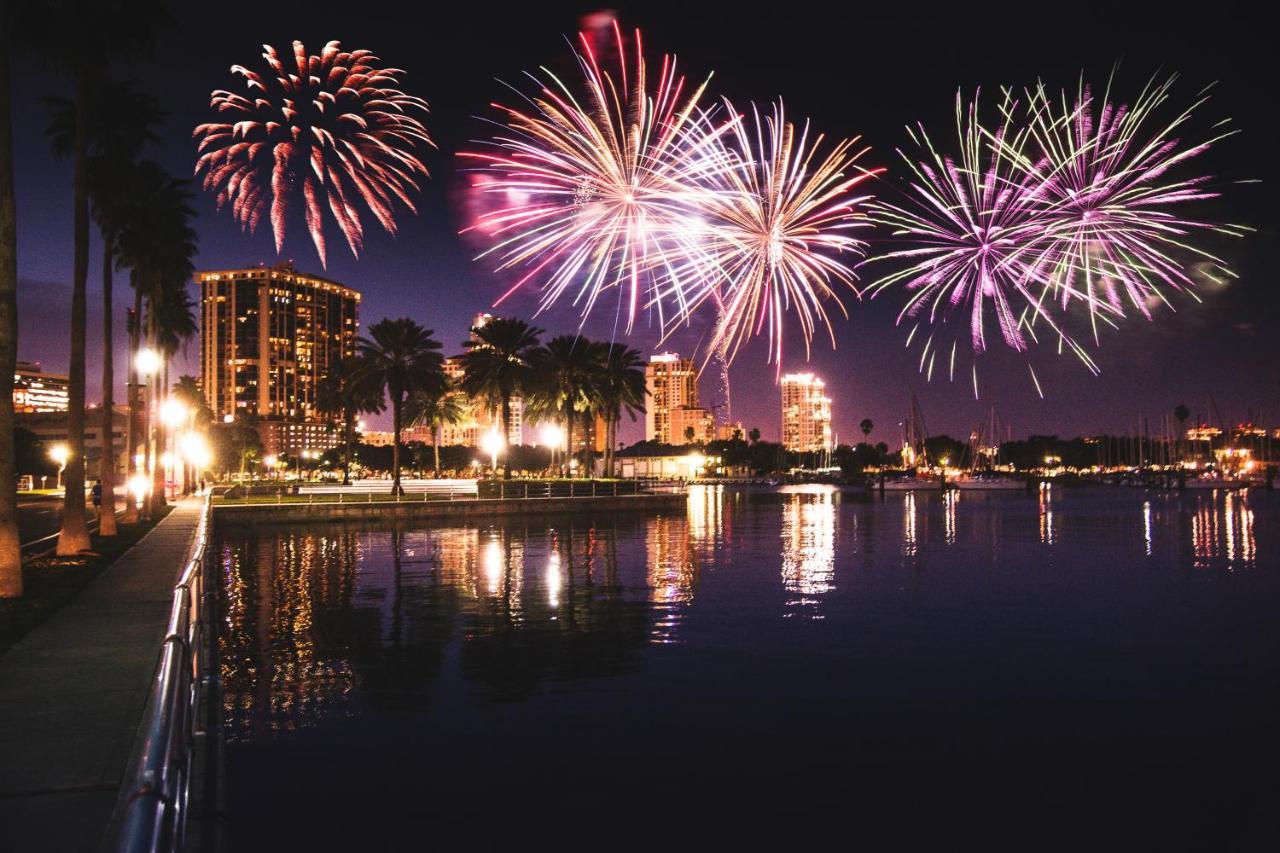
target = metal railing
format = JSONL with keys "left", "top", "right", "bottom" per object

{"left": 213, "top": 477, "right": 687, "bottom": 507}
{"left": 109, "top": 493, "right": 214, "bottom": 853}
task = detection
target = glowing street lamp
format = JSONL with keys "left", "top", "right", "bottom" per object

{"left": 480, "top": 429, "right": 505, "bottom": 472}
{"left": 159, "top": 398, "right": 189, "bottom": 428}
{"left": 134, "top": 348, "right": 162, "bottom": 377}
{"left": 48, "top": 443, "right": 69, "bottom": 491}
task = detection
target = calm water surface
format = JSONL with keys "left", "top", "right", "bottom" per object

{"left": 216, "top": 485, "right": 1280, "bottom": 850}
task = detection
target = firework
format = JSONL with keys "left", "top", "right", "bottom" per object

{"left": 1018, "top": 72, "right": 1243, "bottom": 338}
{"left": 194, "top": 41, "right": 433, "bottom": 266}
{"left": 460, "top": 23, "right": 731, "bottom": 330}
{"left": 671, "top": 101, "right": 880, "bottom": 369}
{"left": 864, "top": 90, "right": 1103, "bottom": 381}
{"left": 865, "top": 75, "right": 1240, "bottom": 388}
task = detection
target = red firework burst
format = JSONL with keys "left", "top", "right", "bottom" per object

{"left": 194, "top": 40, "right": 433, "bottom": 266}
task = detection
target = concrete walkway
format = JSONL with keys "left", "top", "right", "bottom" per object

{"left": 0, "top": 496, "right": 206, "bottom": 853}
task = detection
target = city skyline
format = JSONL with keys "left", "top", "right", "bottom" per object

{"left": 6, "top": 4, "right": 1277, "bottom": 446}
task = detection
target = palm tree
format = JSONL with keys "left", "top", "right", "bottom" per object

{"left": 44, "top": 0, "right": 170, "bottom": 554}
{"left": 116, "top": 163, "right": 196, "bottom": 519}
{"left": 458, "top": 318, "right": 542, "bottom": 479}
{"left": 0, "top": 14, "right": 22, "bottom": 594}
{"left": 530, "top": 335, "right": 602, "bottom": 477}
{"left": 316, "top": 356, "right": 384, "bottom": 485}
{"left": 47, "top": 81, "right": 164, "bottom": 535}
{"left": 356, "top": 319, "right": 445, "bottom": 494}
{"left": 593, "top": 343, "right": 646, "bottom": 477}
{"left": 1173, "top": 404, "right": 1190, "bottom": 462}
{"left": 409, "top": 382, "right": 465, "bottom": 478}
{"left": 748, "top": 427, "right": 761, "bottom": 444}
{"left": 860, "top": 418, "right": 874, "bottom": 442}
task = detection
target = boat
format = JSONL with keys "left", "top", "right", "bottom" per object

{"left": 881, "top": 476, "right": 942, "bottom": 491}
{"left": 954, "top": 475, "right": 1024, "bottom": 491}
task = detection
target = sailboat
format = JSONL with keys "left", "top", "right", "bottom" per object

{"left": 885, "top": 394, "right": 940, "bottom": 490}
{"left": 955, "top": 407, "right": 1023, "bottom": 491}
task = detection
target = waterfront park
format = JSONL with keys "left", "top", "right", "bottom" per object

{"left": 1, "top": 4, "right": 1278, "bottom": 852}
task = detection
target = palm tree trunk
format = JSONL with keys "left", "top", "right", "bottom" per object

{"left": 0, "top": 42, "right": 23, "bottom": 595}
{"left": 342, "top": 410, "right": 353, "bottom": 485}
{"left": 97, "top": 238, "right": 118, "bottom": 536}
{"left": 121, "top": 284, "right": 141, "bottom": 523}
{"left": 57, "top": 71, "right": 92, "bottom": 556}
{"left": 563, "top": 406, "right": 574, "bottom": 478}
{"left": 501, "top": 395, "right": 512, "bottom": 479}
{"left": 391, "top": 393, "right": 402, "bottom": 495}
{"left": 432, "top": 423, "right": 441, "bottom": 478}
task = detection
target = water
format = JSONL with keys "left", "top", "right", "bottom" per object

{"left": 215, "top": 485, "right": 1279, "bottom": 850}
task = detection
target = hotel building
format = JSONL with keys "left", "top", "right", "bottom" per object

{"left": 644, "top": 353, "right": 712, "bottom": 445}
{"left": 198, "top": 262, "right": 359, "bottom": 455}
{"left": 780, "top": 372, "right": 833, "bottom": 453}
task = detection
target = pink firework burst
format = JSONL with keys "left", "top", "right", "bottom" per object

{"left": 194, "top": 40, "right": 434, "bottom": 267}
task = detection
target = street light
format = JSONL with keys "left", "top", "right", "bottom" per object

{"left": 480, "top": 429, "right": 505, "bottom": 473}
{"left": 159, "top": 397, "right": 188, "bottom": 428}
{"left": 135, "top": 348, "right": 161, "bottom": 376}
{"left": 48, "top": 443, "right": 69, "bottom": 491}
{"left": 539, "top": 422, "right": 565, "bottom": 469}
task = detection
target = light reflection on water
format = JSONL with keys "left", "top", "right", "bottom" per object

{"left": 218, "top": 484, "right": 1267, "bottom": 740}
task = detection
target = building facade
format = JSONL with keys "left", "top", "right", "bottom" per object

{"left": 645, "top": 353, "right": 704, "bottom": 444}
{"left": 780, "top": 373, "right": 833, "bottom": 453}
{"left": 13, "top": 361, "right": 70, "bottom": 413}
{"left": 198, "top": 262, "right": 359, "bottom": 453}
{"left": 15, "top": 405, "right": 129, "bottom": 477}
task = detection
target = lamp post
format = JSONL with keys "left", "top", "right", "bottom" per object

{"left": 135, "top": 348, "right": 162, "bottom": 516}
{"left": 480, "top": 429, "right": 505, "bottom": 476}
{"left": 539, "top": 422, "right": 565, "bottom": 473}
{"left": 160, "top": 398, "right": 189, "bottom": 498}
{"left": 49, "top": 443, "right": 69, "bottom": 492}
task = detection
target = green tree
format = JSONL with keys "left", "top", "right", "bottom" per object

{"left": 748, "top": 427, "right": 761, "bottom": 444}
{"left": 115, "top": 163, "right": 196, "bottom": 519}
{"left": 593, "top": 342, "right": 646, "bottom": 478}
{"left": 458, "top": 317, "right": 542, "bottom": 480}
{"left": 530, "top": 336, "right": 602, "bottom": 478}
{"left": 356, "top": 318, "right": 445, "bottom": 494}
{"left": 44, "top": 0, "right": 170, "bottom": 554}
{"left": 46, "top": 81, "right": 164, "bottom": 535}
{"left": 860, "top": 418, "right": 873, "bottom": 441}
{"left": 409, "top": 381, "right": 465, "bottom": 478}
{"left": 316, "top": 356, "right": 384, "bottom": 485}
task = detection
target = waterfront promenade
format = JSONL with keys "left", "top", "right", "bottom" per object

{"left": 0, "top": 496, "right": 205, "bottom": 853}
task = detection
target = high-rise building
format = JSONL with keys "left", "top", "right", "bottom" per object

{"left": 645, "top": 353, "right": 708, "bottom": 444}
{"left": 198, "top": 262, "right": 359, "bottom": 454}
{"left": 780, "top": 372, "right": 833, "bottom": 453}
{"left": 13, "top": 361, "right": 70, "bottom": 412}
{"left": 439, "top": 314, "right": 523, "bottom": 447}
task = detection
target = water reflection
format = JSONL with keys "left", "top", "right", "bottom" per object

{"left": 218, "top": 486, "right": 1269, "bottom": 742}
{"left": 902, "top": 491, "right": 918, "bottom": 557}
{"left": 779, "top": 485, "right": 837, "bottom": 617}
{"left": 1190, "top": 490, "right": 1257, "bottom": 570}
{"left": 1038, "top": 482, "right": 1057, "bottom": 545}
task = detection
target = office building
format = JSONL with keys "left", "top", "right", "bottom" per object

{"left": 13, "top": 361, "right": 70, "bottom": 413}
{"left": 198, "top": 262, "right": 359, "bottom": 452}
{"left": 780, "top": 373, "right": 833, "bottom": 453}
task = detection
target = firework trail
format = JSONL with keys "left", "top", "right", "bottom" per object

{"left": 672, "top": 100, "right": 880, "bottom": 371}
{"left": 194, "top": 41, "right": 433, "bottom": 267}
{"left": 460, "top": 22, "right": 733, "bottom": 331}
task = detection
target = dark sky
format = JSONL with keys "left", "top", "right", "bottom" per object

{"left": 10, "top": 1, "right": 1278, "bottom": 444}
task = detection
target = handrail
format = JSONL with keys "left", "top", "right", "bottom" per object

{"left": 108, "top": 493, "right": 214, "bottom": 853}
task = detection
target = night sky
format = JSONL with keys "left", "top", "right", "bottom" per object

{"left": 9, "top": 2, "right": 1278, "bottom": 445}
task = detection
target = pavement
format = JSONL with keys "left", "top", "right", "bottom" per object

{"left": 0, "top": 495, "right": 206, "bottom": 853}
